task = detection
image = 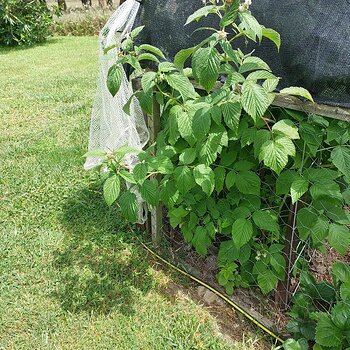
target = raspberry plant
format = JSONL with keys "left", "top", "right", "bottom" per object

{"left": 87, "top": 0, "right": 350, "bottom": 319}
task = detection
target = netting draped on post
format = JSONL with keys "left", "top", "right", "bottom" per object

{"left": 84, "top": 0, "right": 149, "bottom": 172}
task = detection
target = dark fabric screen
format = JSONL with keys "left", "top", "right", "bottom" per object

{"left": 135, "top": 0, "right": 350, "bottom": 108}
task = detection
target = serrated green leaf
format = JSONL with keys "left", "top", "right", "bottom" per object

{"left": 239, "top": 11, "right": 262, "bottom": 42}
{"left": 253, "top": 210, "right": 279, "bottom": 233}
{"left": 133, "top": 162, "right": 148, "bottom": 184}
{"left": 140, "top": 179, "right": 159, "bottom": 207}
{"left": 225, "top": 170, "right": 236, "bottom": 190}
{"left": 246, "top": 70, "right": 276, "bottom": 81}
{"left": 141, "top": 71, "right": 156, "bottom": 92}
{"left": 179, "top": 148, "right": 196, "bottom": 165}
{"left": 297, "top": 208, "right": 319, "bottom": 241}
{"left": 280, "top": 86, "right": 314, "bottom": 102}
{"left": 257, "top": 269, "right": 278, "bottom": 294}
{"left": 253, "top": 129, "right": 271, "bottom": 158}
{"left": 218, "top": 240, "right": 239, "bottom": 265}
{"left": 84, "top": 149, "right": 107, "bottom": 157}
{"left": 239, "top": 56, "right": 271, "bottom": 74}
{"left": 174, "top": 166, "right": 195, "bottom": 194}
{"left": 262, "top": 27, "right": 281, "bottom": 50}
{"left": 165, "top": 72, "right": 198, "bottom": 101}
{"left": 107, "top": 64, "right": 123, "bottom": 97}
{"left": 259, "top": 137, "right": 295, "bottom": 174}
{"left": 160, "top": 180, "right": 179, "bottom": 208}
{"left": 241, "top": 80, "right": 270, "bottom": 121}
{"left": 328, "top": 223, "right": 350, "bottom": 256}
{"left": 192, "top": 226, "right": 212, "bottom": 256}
{"left": 118, "top": 170, "right": 136, "bottom": 184}
{"left": 235, "top": 171, "right": 260, "bottom": 195}
{"left": 168, "top": 105, "right": 181, "bottom": 144}
{"left": 103, "top": 175, "right": 121, "bottom": 206}
{"left": 214, "top": 167, "right": 225, "bottom": 193}
{"left": 232, "top": 218, "right": 253, "bottom": 248}
{"left": 192, "top": 107, "right": 212, "bottom": 139}
{"left": 139, "top": 44, "right": 165, "bottom": 59}
{"left": 220, "top": 0, "right": 240, "bottom": 27}
{"left": 193, "top": 164, "right": 215, "bottom": 196}
{"left": 185, "top": 5, "right": 218, "bottom": 25}
{"left": 221, "top": 101, "right": 241, "bottom": 133}
{"left": 290, "top": 177, "right": 309, "bottom": 204}
{"left": 332, "top": 262, "right": 350, "bottom": 283}
{"left": 174, "top": 47, "right": 195, "bottom": 71}
{"left": 262, "top": 78, "right": 280, "bottom": 92}
{"left": 199, "top": 129, "right": 228, "bottom": 165}
{"left": 119, "top": 190, "right": 138, "bottom": 222}
{"left": 272, "top": 119, "right": 300, "bottom": 140}
{"left": 175, "top": 107, "right": 194, "bottom": 144}
{"left": 331, "top": 146, "right": 350, "bottom": 178}
{"left": 138, "top": 52, "right": 159, "bottom": 63}
{"left": 314, "top": 313, "right": 343, "bottom": 347}
{"left": 192, "top": 47, "right": 221, "bottom": 92}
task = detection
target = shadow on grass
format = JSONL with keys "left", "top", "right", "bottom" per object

{"left": 0, "top": 37, "right": 62, "bottom": 55}
{"left": 54, "top": 182, "right": 155, "bottom": 316}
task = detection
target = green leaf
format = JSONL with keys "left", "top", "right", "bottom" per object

{"left": 328, "top": 223, "right": 350, "bottom": 256}
{"left": 257, "top": 269, "right": 278, "bottom": 294}
{"left": 176, "top": 107, "right": 194, "bottom": 144}
{"left": 165, "top": 73, "right": 198, "bottom": 101}
{"left": 276, "top": 170, "right": 297, "bottom": 195}
{"left": 193, "top": 164, "right": 215, "bottom": 196}
{"left": 262, "top": 78, "right": 280, "bottom": 92}
{"left": 246, "top": 70, "right": 277, "bottom": 81}
{"left": 158, "top": 62, "right": 176, "bottom": 73}
{"left": 160, "top": 180, "right": 179, "bottom": 208}
{"left": 107, "top": 64, "right": 123, "bottom": 97}
{"left": 130, "top": 25, "right": 144, "bottom": 38}
{"left": 138, "top": 52, "right": 159, "bottom": 63}
{"left": 137, "top": 89, "right": 153, "bottom": 115}
{"left": 272, "top": 119, "right": 300, "bottom": 140}
{"left": 118, "top": 170, "right": 136, "bottom": 184}
{"left": 168, "top": 105, "right": 181, "bottom": 144}
{"left": 299, "top": 122, "right": 323, "bottom": 156}
{"left": 199, "top": 129, "right": 228, "bottom": 165}
{"left": 139, "top": 44, "right": 165, "bottom": 59}
{"left": 259, "top": 138, "right": 295, "bottom": 174}
{"left": 280, "top": 87, "right": 314, "bottom": 102}
{"left": 192, "top": 226, "right": 212, "bottom": 256}
{"left": 232, "top": 218, "right": 253, "bottom": 249}
{"left": 103, "top": 175, "right": 121, "bottom": 206}
{"left": 332, "top": 262, "right": 350, "bottom": 283}
{"left": 239, "top": 11, "right": 262, "bottom": 42}
{"left": 225, "top": 170, "right": 236, "bottom": 190}
{"left": 221, "top": 101, "right": 241, "bottom": 133}
{"left": 185, "top": 5, "right": 218, "bottom": 25}
{"left": 119, "top": 191, "right": 138, "bottom": 222}
{"left": 314, "top": 313, "right": 343, "bottom": 347}
{"left": 270, "top": 253, "right": 286, "bottom": 278}
{"left": 141, "top": 71, "right": 156, "bottom": 92}
{"left": 174, "top": 47, "right": 195, "bottom": 71}
{"left": 262, "top": 27, "right": 281, "bottom": 50}
{"left": 174, "top": 166, "right": 195, "bottom": 194}
{"left": 290, "top": 177, "right": 309, "bottom": 204}
{"left": 192, "top": 108, "right": 212, "bottom": 139}
{"left": 239, "top": 56, "right": 271, "bottom": 74}
{"left": 192, "top": 47, "right": 221, "bottom": 92}
{"left": 133, "top": 163, "right": 148, "bottom": 184}
{"left": 297, "top": 208, "right": 319, "bottom": 241}
{"left": 253, "top": 129, "right": 271, "bottom": 158}
{"left": 235, "top": 171, "right": 260, "bottom": 195}
{"left": 179, "top": 148, "right": 196, "bottom": 165}
{"left": 220, "top": 0, "right": 240, "bottom": 27}
{"left": 241, "top": 80, "right": 270, "bottom": 121}
{"left": 214, "top": 167, "right": 226, "bottom": 193}
{"left": 169, "top": 206, "right": 188, "bottom": 228}
{"left": 140, "top": 179, "right": 159, "bottom": 207}
{"left": 218, "top": 240, "right": 239, "bottom": 265}
{"left": 253, "top": 210, "right": 279, "bottom": 233}
{"left": 331, "top": 146, "right": 350, "bottom": 178}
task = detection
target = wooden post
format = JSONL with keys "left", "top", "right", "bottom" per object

{"left": 146, "top": 91, "right": 162, "bottom": 247}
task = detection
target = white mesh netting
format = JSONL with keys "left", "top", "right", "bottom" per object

{"left": 84, "top": 0, "right": 149, "bottom": 171}
{"left": 85, "top": 0, "right": 149, "bottom": 223}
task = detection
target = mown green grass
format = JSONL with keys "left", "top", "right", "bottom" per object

{"left": 0, "top": 37, "right": 262, "bottom": 350}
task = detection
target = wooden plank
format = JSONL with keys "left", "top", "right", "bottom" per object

{"left": 272, "top": 94, "right": 350, "bottom": 123}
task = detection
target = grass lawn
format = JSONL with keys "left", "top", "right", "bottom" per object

{"left": 0, "top": 37, "right": 262, "bottom": 350}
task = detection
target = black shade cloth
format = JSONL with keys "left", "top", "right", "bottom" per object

{"left": 135, "top": 0, "right": 350, "bottom": 108}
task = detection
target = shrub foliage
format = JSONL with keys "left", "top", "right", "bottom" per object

{"left": 0, "top": 0, "right": 53, "bottom": 46}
